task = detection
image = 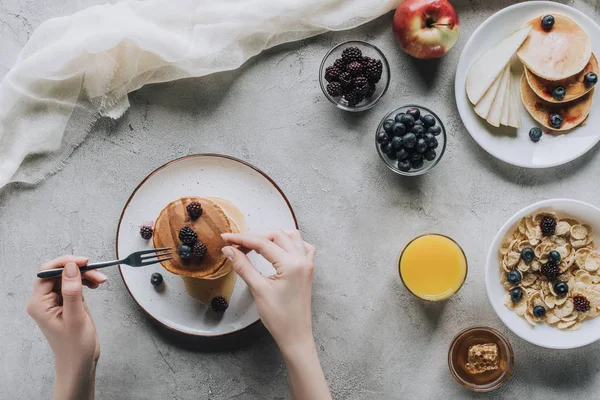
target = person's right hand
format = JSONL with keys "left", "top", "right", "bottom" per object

{"left": 221, "top": 230, "right": 316, "bottom": 350}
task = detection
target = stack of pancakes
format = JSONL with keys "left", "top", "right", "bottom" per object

{"left": 518, "top": 14, "right": 597, "bottom": 131}
{"left": 153, "top": 197, "right": 247, "bottom": 304}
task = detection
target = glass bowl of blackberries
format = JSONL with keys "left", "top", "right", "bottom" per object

{"left": 376, "top": 105, "right": 447, "bottom": 176}
{"left": 319, "top": 41, "right": 390, "bottom": 112}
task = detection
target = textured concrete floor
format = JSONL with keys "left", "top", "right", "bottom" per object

{"left": 2, "top": 0, "right": 600, "bottom": 399}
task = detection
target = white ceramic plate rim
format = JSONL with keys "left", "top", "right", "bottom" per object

{"left": 455, "top": 1, "right": 600, "bottom": 168}
{"left": 485, "top": 198, "right": 600, "bottom": 349}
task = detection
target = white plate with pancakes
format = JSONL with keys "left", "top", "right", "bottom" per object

{"left": 117, "top": 154, "right": 297, "bottom": 337}
{"left": 455, "top": 2, "right": 600, "bottom": 168}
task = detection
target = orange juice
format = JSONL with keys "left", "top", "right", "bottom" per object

{"left": 399, "top": 234, "right": 467, "bottom": 301}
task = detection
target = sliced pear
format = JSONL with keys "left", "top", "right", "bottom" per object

{"left": 500, "top": 69, "right": 511, "bottom": 126}
{"left": 474, "top": 68, "right": 503, "bottom": 119}
{"left": 507, "top": 71, "right": 521, "bottom": 128}
{"left": 486, "top": 66, "right": 510, "bottom": 127}
{"left": 466, "top": 25, "right": 533, "bottom": 104}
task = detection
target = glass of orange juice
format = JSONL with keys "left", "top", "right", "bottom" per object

{"left": 399, "top": 234, "right": 468, "bottom": 301}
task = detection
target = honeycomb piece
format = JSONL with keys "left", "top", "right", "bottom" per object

{"left": 465, "top": 343, "right": 499, "bottom": 374}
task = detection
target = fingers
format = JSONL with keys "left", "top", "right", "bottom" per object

{"left": 222, "top": 233, "right": 286, "bottom": 264}
{"left": 61, "top": 262, "right": 86, "bottom": 324}
{"left": 33, "top": 255, "right": 88, "bottom": 297}
{"left": 82, "top": 270, "right": 108, "bottom": 286}
{"left": 285, "top": 229, "right": 307, "bottom": 254}
{"left": 222, "top": 246, "right": 266, "bottom": 292}
{"left": 264, "top": 229, "right": 297, "bottom": 253}
{"left": 305, "top": 242, "right": 316, "bottom": 263}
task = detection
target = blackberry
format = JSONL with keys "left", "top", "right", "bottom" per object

{"left": 364, "top": 59, "right": 383, "bottom": 83}
{"left": 140, "top": 225, "right": 153, "bottom": 240}
{"left": 344, "top": 91, "right": 363, "bottom": 107}
{"left": 354, "top": 76, "right": 370, "bottom": 95}
{"left": 211, "top": 296, "right": 229, "bottom": 313}
{"left": 333, "top": 58, "right": 345, "bottom": 70}
{"left": 338, "top": 72, "right": 353, "bottom": 88}
{"left": 341, "top": 46, "right": 362, "bottom": 63}
{"left": 346, "top": 61, "right": 364, "bottom": 77}
{"left": 364, "top": 83, "right": 376, "bottom": 98}
{"left": 324, "top": 65, "right": 342, "bottom": 82}
{"left": 186, "top": 201, "right": 203, "bottom": 219}
{"left": 573, "top": 295, "right": 591, "bottom": 312}
{"left": 178, "top": 245, "right": 192, "bottom": 259}
{"left": 326, "top": 82, "right": 342, "bottom": 97}
{"left": 541, "top": 262, "right": 559, "bottom": 280}
{"left": 192, "top": 241, "right": 208, "bottom": 258}
{"left": 179, "top": 226, "right": 197, "bottom": 245}
{"left": 540, "top": 216, "right": 557, "bottom": 236}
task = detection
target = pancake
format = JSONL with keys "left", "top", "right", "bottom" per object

{"left": 525, "top": 53, "right": 598, "bottom": 103}
{"left": 520, "top": 73, "right": 593, "bottom": 131}
{"left": 153, "top": 197, "right": 232, "bottom": 278}
{"left": 517, "top": 14, "right": 592, "bottom": 81}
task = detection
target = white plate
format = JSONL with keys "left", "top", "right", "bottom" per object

{"left": 117, "top": 155, "right": 297, "bottom": 337}
{"left": 455, "top": 2, "right": 600, "bottom": 168}
{"left": 485, "top": 199, "right": 600, "bottom": 349}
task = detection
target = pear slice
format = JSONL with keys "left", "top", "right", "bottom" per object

{"left": 474, "top": 67, "right": 503, "bottom": 119}
{"left": 466, "top": 25, "right": 533, "bottom": 104}
{"left": 500, "top": 69, "right": 511, "bottom": 126}
{"left": 487, "top": 66, "right": 510, "bottom": 127}
{"left": 507, "top": 72, "right": 521, "bottom": 128}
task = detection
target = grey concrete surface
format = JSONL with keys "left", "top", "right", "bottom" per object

{"left": 2, "top": 0, "right": 600, "bottom": 399}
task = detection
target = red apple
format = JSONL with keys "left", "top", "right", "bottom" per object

{"left": 393, "top": 0, "right": 460, "bottom": 59}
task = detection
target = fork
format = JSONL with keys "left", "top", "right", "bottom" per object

{"left": 37, "top": 248, "right": 173, "bottom": 279}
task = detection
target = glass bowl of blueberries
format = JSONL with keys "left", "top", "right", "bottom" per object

{"left": 319, "top": 40, "right": 390, "bottom": 112}
{"left": 376, "top": 105, "right": 446, "bottom": 176}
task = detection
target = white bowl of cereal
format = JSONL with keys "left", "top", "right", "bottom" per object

{"left": 485, "top": 199, "right": 600, "bottom": 349}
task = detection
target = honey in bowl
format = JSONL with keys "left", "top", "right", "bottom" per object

{"left": 399, "top": 234, "right": 467, "bottom": 301}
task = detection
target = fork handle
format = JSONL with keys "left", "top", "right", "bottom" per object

{"left": 36, "top": 259, "right": 123, "bottom": 279}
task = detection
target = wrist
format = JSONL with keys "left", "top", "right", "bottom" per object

{"left": 54, "top": 359, "right": 96, "bottom": 400}
{"left": 278, "top": 335, "right": 317, "bottom": 360}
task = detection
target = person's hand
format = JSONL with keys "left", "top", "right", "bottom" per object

{"left": 27, "top": 255, "right": 107, "bottom": 400}
{"left": 221, "top": 230, "right": 316, "bottom": 350}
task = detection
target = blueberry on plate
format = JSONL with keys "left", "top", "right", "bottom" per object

{"left": 410, "top": 153, "right": 423, "bottom": 163}
{"left": 151, "top": 272, "right": 163, "bottom": 287}
{"left": 416, "top": 138, "right": 428, "bottom": 154}
{"left": 376, "top": 131, "right": 389, "bottom": 144}
{"left": 178, "top": 245, "right": 192, "bottom": 259}
{"left": 406, "top": 107, "right": 421, "bottom": 120}
{"left": 394, "top": 113, "right": 406, "bottom": 123}
{"left": 548, "top": 250, "right": 561, "bottom": 264}
{"left": 424, "top": 149, "right": 436, "bottom": 161}
{"left": 421, "top": 114, "right": 436, "bottom": 128}
{"left": 392, "top": 122, "right": 406, "bottom": 136}
{"left": 549, "top": 113, "right": 563, "bottom": 129}
{"left": 428, "top": 125, "right": 442, "bottom": 136}
{"left": 507, "top": 270, "right": 522, "bottom": 285}
{"left": 391, "top": 136, "right": 403, "bottom": 149}
{"left": 529, "top": 127, "right": 542, "bottom": 143}
{"left": 411, "top": 125, "right": 425, "bottom": 135}
{"left": 403, "top": 132, "right": 417, "bottom": 149}
{"left": 397, "top": 159, "right": 411, "bottom": 172}
{"left": 533, "top": 305, "right": 546, "bottom": 318}
{"left": 510, "top": 287, "right": 523, "bottom": 302}
{"left": 541, "top": 15, "right": 555, "bottom": 31}
{"left": 554, "top": 281, "right": 569, "bottom": 297}
{"left": 400, "top": 114, "right": 415, "bottom": 128}
{"left": 584, "top": 72, "right": 598, "bottom": 87}
{"left": 396, "top": 148, "right": 409, "bottom": 161}
{"left": 383, "top": 119, "right": 395, "bottom": 134}
{"left": 552, "top": 86, "right": 566, "bottom": 101}
{"left": 411, "top": 158, "right": 424, "bottom": 169}
{"left": 424, "top": 133, "right": 436, "bottom": 146}
{"left": 428, "top": 137, "right": 438, "bottom": 149}
{"left": 521, "top": 247, "right": 535, "bottom": 263}
{"left": 381, "top": 142, "right": 394, "bottom": 155}
{"left": 387, "top": 150, "right": 398, "bottom": 160}
{"left": 413, "top": 119, "right": 424, "bottom": 127}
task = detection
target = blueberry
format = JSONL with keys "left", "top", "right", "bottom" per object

{"left": 394, "top": 113, "right": 406, "bottom": 123}
{"left": 151, "top": 272, "right": 164, "bottom": 287}
{"left": 416, "top": 138, "right": 428, "bottom": 153}
{"left": 376, "top": 131, "right": 389, "bottom": 144}
{"left": 406, "top": 107, "right": 421, "bottom": 120}
{"left": 510, "top": 287, "right": 523, "bottom": 302}
{"left": 549, "top": 113, "right": 563, "bottom": 129}
{"left": 403, "top": 132, "right": 417, "bottom": 149}
{"left": 533, "top": 305, "right": 546, "bottom": 318}
{"left": 529, "top": 127, "right": 542, "bottom": 143}
{"left": 387, "top": 150, "right": 397, "bottom": 160}
{"left": 507, "top": 270, "right": 522, "bottom": 285}
{"left": 424, "top": 149, "right": 436, "bottom": 161}
{"left": 391, "top": 136, "right": 403, "bottom": 149}
{"left": 411, "top": 125, "right": 425, "bottom": 135}
{"left": 584, "top": 72, "right": 598, "bottom": 87}
{"left": 178, "top": 245, "right": 192, "bottom": 259}
{"left": 424, "top": 133, "right": 436, "bottom": 146}
{"left": 397, "top": 159, "right": 411, "bottom": 172}
{"left": 411, "top": 159, "right": 424, "bottom": 169}
{"left": 541, "top": 15, "right": 555, "bottom": 31}
{"left": 400, "top": 114, "right": 415, "bottom": 128}
{"left": 396, "top": 148, "right": 409, "bottom": 161}
{"left": 410, "top": 153, "right": 423, "bottom": 163}
{"left": 521, "top": 247, "right": 535, "bottom": 263}
{"left": 421, "top": 114, "right": 436, "bottom": 128}
{"left": 383, "top": 119, "right": 395, "bottom": 134}
{"left": 548, "top": 250, "right": 561, "bottom": 264}
{"left": 413, "top": 119, "right": 424, "bottom": 127}
{"left": 428, "top": 125, "right": 442, "bottom": 136}
{"left": 552, "top": 86, "right": 566, "bottom": 101}
{"left": 428, "top": 137, "right": 439, "bottom": 149}
{"left": 381, "top": 142, "right": 393, "bottom": 155}
{"left": 392, "top": 122, "right": 406, "bottom": 136}
{"left": 554, "top": 281, "right": 569, "bottom": 297}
